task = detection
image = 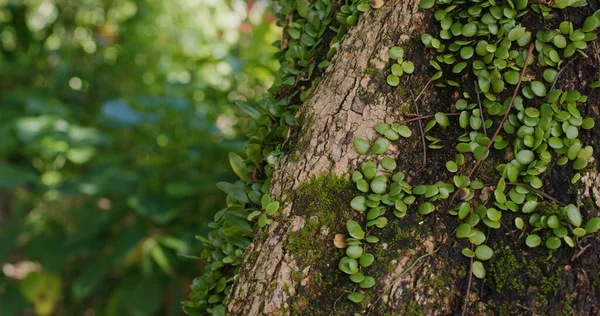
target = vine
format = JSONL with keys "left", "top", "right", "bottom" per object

{"left": 337, "top": 0, "right": 600, "bottom": 308}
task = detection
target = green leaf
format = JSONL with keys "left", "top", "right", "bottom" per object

{"left": 354, "top": 138, "right": 370, "bottom": 154}
{"left": 434, "top": 112, "right": 449, "bottom": 128}
{"left": 387, "top": 74, "right": 400, "bottom": 86}
{"left": 456, "top": 223, "right": 471, "bottom": 238}
{"left": 381, "top": 157, "right": 397, "bottom": 171}
{"left": 474, "top": 245, "right": 494, "bottom": 260}
{"left": 402, "top": 61, "right": 415, "bottom": 74}
{"left": 545, "top": 237, "right": 561, "bottom": 250}
{"left": 515, "top": 150, "right": 534, "bottom": 165}
{"left": 446, "top": 161, "right": 458, "bottom": 172}
{"left": 388, "top": 46, "right": 405, "bottom": 60}
{"left": 418, "top": 202, "right": 435, "bottom": 215}
{"left": 229, "top": 153, "right": 250, "bottom": 183}
{"left": 371, "top": 138, "right": 390, "bottom": 154}
{"left": 351, "top": 196, "right": 367, "bottom": 212}
{"left": 585, "top": 218, "right": 600, "bottom": 233}
{"left": 347, "top": 292, "right": 364, "bottom": 303}
{"left": 419, "top": 0, "right": 435, "bottom": 9}
{"left": 530, "top": 81, "right": 546, "bottom": 97}
{"left": 347, "top": 220, "right": 365, "bottom": 239}
{"left": 359, "top": 276, "right": 376, "bottom": 288}
{"left": 565, "top": 204, "right": 582, "bottom": 227}
{"left": 346, "top": 245, "right": 364, "bottom": 258}
{"left": 525, "top": 234, "right": 541, "bottom": 247}
{"left": 265, "top": 201, "right": 280, "bottom": 216}
{"left": 359, "top": 253, "right": 375, "bottom": 267}
{"left": 472, "top": 261, "right": 486, "bottom": 279}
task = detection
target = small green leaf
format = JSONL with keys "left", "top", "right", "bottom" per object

{"left": 472, "top": 261, "right": 486, "bottom": 279}
{"left": 359, "top": 276, "right": 376, "bottom": 288}
{"left": 474, "top": 245, "right": 494, "bottom": 260}
{"left": 530, "top": 81, "right": 547, "bottom": 97}
{"left": 456, "top": 223, "right": 471, "bottom": 238}
{"left": 434, "top": 112, "right": 450, "bottom": 128}
{"left": 381, "top": 157, "right": 397, "bottom": 171}
{"left": 346, "top": 245, "right": 364, "bottom": 259}
{"left": 347, "top": 220, "right": 365, "bottom": 239}
{"left": 565, "top": 204, "right": 582, "bottom": 227}
{"left": 462, "top": 248, "right": 475, "bottom": 257}
{"left": 395, "top": 125, "right": 412, "bottom": 138}
{"left": 388, "top": 46, "right": 405, "bottom": 60}
{"left": 348, "top": 292, "right": 364, "bottom": 303}
{"left": 359, "top": 253, "right": 375, "bottom": 267}
{"left": 516, "top": 150, "right": 534, "bottom": 166}
{"left": 354, "top": 138, "right": 370, "bottom": 154}
{"left": 545, "top": 237, "right": 561, "bottom": 250}
{"left": 387, "top": 75, "right": 400, "bottom": 86}
{"left": 515, "top": 217, "right": 524, "bottom": 230}
{"left": 585, "top": 218, "right": 600, "bottom": 233}
{"left": 418, "top": 202, "right": 435, "bottom": 215}
{"left": 351, "top": 196, "right": 367, "bottom": 212}
{"left": 402, "top": 61, "right": 415, "bottom": 74}
{"left": 350, "top": 272, "right": 365, "bottom": 283}
{"left": 419, "top": 0, "right": 435, "bottom": 9}
{"left": 525, "top": 234, "right": 541, "bottom": 247}
{"left": 265, "top": 201, "right": 280, "bottom": 216}
{"left": 371, "top": 138, "right": 390, "bottom": 154}
{"left": 446, "top": 161, "right": 458, "bottom": 172}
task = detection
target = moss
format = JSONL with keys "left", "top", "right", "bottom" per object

{"left": 488, "top": 248, "right": 525, "bottom": 293}
{"left": 285, "top": 173, "right": 364, "bottom": 315}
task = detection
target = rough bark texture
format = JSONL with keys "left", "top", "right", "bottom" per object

{"left": 227, "top": 1, "right": 600, "bottom": 315}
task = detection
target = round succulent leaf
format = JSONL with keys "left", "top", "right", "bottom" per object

{"left": 347, "top": 292, "right": 364, "bottom": 303}
{"left": 387, "top": 74, "right": 400, "bottom": 86}
{"left": 446, "top": 160, "right": 458, "bottom": 173}
{"left": 462, "top": 248, "right": 475, "bottom": 258}
{"left": 474, "top": 245, "right": 494, "bottom": 260}
{"left": 585, "top": 218, "right": 600, "bottom": 233}
{"left": 361, "top": 161, "right": 377, "bottom": 179}
{"left": 573, "top": 227, "right": 587, "bottom": 237}
{"left": 347, "top": 220, "right": 365, "bottom": 239}
{"left": 469, "top": 230, "right": 486, "bottom": 245}
{"left": 357, "top": 179, "right": 369, "bottom": 193}
{"left": 350, "top": 272, "right": 365, "bottom": 283}
{"left": 351, "top": 196, "right": 367, "bottom": 212}
{"left": 360, "top": 276, "right": 376, "bottom": 289}
{"left": 371, "top": 138, "right": 390, "bottom": 155}
{"left": 530, "top": 81, "right": 547, "bottom": 97}
{"left": 565, "top": 204, "right": 582, "bottom": 227}
{"left": 515, "top": 217, "right": 524, "bottom": 230}
{"left": 545, "top": 237, "right": 561, "bottom": 250}
{"left": 381, "top": 157, "right": 397, "bottom": 171}
{"left": 395, "top": 125, "right": 412, "bottom": 138}
{"left": 472, "top": 261, "right": 486, "bottom": 279}
{"left": 346, "top": 245, "right": 364, "bottom": 259}
{"left": 339, "top": 257, "right": 359, "bottom": 275}
{"left": 456, "top": 223, "right": 472, "bottom": 238}
{"left": 434, "top": 112, "right": 450, "bottom": 128}
{"left": 418, "top": 202, "right": 435, "bottom": 215}
{"left": 265, "top": 201, "right": 280, "bottom": 216}
{"left": 402, "top": 61, "right": 415, "bottom": 74}
{"left": 359, "top": 253, "right": 375, "bottom": 267}
{"left": 525, "top": 234, "right": 541, "bottom": 247}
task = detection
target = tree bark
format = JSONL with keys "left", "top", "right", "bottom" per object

{"left": 227, "top": 1, "right": 600, "bottom": 314}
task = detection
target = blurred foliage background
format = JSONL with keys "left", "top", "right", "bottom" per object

{"left": 0, "top": 0, "right": 279, "bottom": 314}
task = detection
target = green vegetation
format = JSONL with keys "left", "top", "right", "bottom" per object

{"left": 0, "top": 0, "right": 278, "bottom": 315}
{"left": 337, "top": 0, "right": 600, "bottom": 307}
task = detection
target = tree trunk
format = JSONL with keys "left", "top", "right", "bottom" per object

{"left": 226, "top": 1, "right": 600, "bottom": 314}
